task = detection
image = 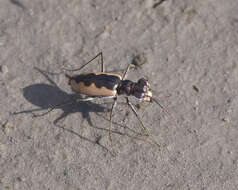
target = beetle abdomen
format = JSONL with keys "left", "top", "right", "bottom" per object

{"left": 69, "top": 72, "right": 122, "bottom": 96}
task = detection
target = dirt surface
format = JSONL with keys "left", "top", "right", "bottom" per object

{"left": 1, "top": 0, "right": 238, "bottom": 189}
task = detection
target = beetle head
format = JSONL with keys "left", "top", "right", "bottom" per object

{"left": 133, "top": 78, "right": 152, "bottom": 102}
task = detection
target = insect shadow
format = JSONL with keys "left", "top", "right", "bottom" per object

{"left": 9, "top": 0, "right": 25, "bottom": 9}
{"left": 14, "top": 67, "right": 110, "bottom": 126}
{"left": 13, "top": 67, "right": 126, "bottom": 155}
{"left": 17, "top": 83, "right": 110, "bottom": 126}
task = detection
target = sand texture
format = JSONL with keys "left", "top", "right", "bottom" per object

{"left": 1, "top": 0, "right": 238, "bottom": 189}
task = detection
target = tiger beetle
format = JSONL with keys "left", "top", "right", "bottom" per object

{"left": 32, "top": 52, "right": 178, "bottom": 147}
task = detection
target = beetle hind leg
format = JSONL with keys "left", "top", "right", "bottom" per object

{"left": 31, "top": 96, "right": 114, "bottom": 118}
{"left": 62, "top": 52, "right": 104, "bottom": 72}
{"left": 109, "top": 97, "right": 117, "bottom": 146}
{"left": 31, "top": 99, "right": 75, "bottom": 117}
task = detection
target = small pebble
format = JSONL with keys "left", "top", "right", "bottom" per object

{"left": 0, "top": 65, "right": 8, "bottom": 74}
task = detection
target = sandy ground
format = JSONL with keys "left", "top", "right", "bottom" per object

{"left": 1, "top": 0, "right": 238, "bottom": 189}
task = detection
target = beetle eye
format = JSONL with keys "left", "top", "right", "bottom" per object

{"left": 138, "top": 78, "right": 149, "bottom": 87}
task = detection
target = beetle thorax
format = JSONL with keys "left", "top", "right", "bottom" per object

{"left": 117, "top": 78, "right": 152, "bottom": 102}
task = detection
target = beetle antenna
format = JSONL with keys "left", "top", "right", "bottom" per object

{"left": 151, "top": 97, "right": 179, "bottom": 128}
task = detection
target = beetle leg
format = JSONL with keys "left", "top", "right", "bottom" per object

{"left": 76, "top": 96, "right": 116, "bottom": 102}
{"left": 62, "top": 52, "right": 104, "bottom": 72}
{"left": 32, "top": 99, "right": 75, "bottom": 117}
{"left": 125, "top": 97, "right": 161, "bottom": 148}
{"left": 109, "top": 97, "right": 117, "bottom": 146}
{"left": 32, "top": 95, "right": 116, "bottom": 118}
{"left": 125, "top": 97, "right": 149, "bottom": 134}
{"left": 122, "top": 63, "right": 132, "bottom": 80}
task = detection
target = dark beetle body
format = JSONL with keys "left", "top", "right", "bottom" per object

{"left": 68, "top": 72, "right": 152, "bottom": 102}
{"left": 69, "top": 72, "right": 122, "bottom": 97}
